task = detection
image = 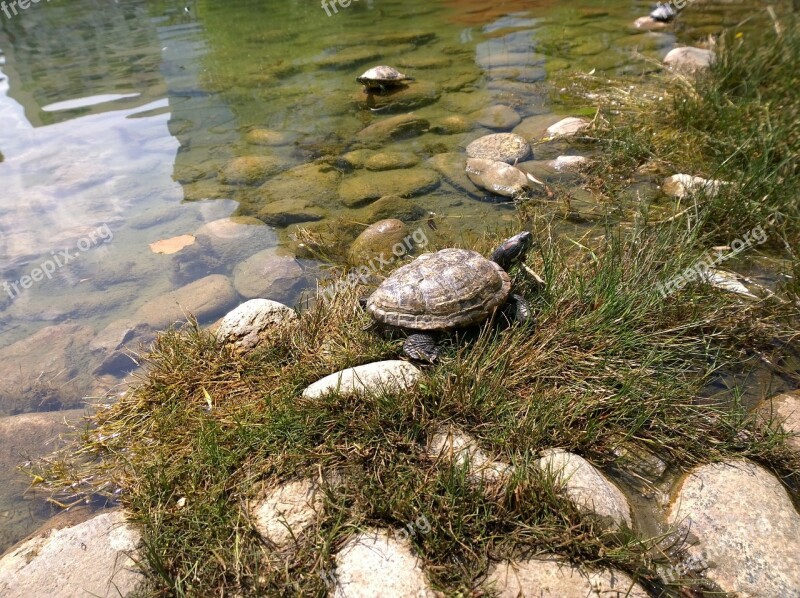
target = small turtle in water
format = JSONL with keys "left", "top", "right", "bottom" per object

{"left": 365, "top": 232, "right": 534, "bottom": 362}
{"left": 356, "top": 65, "right": 413, "bottom": 92}
{"left": 650, "top": 3, "right": 678, "bottom": 22}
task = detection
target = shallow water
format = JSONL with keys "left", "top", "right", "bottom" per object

{"left": 0, "top": 0, "right": 765, "bottom": 550}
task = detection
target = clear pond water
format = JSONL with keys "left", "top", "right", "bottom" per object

{"left": 0, "top": 0, "right": 760, "bottom": 551}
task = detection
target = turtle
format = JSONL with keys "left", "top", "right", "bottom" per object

{"left": 650, "top": 3, "right": 678, "bottom": 22}
{"left": 356, "top": 65, "right": 413, "bottom": 92}
{"left": 365, "top": 232, "right": 534, "bottom": 362}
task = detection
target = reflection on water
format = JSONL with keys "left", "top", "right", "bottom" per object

{"left": 0, "top": 0, "right": 762, "bottom": 550}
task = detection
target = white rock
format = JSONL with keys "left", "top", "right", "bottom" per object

{"left": 486, "top": 556, "right": 649, "bottom": 597}
{"left": 0, "top": 510, "right": 142, "bottom": 598}
{"left": 546, "top": 117, "right": 589, "bottom": 137}
{"left": 551, "top": 155, "right": 591, "bottom": 171}
{"left": 661, "top": 173, "right": 727, "bottom": 199}
{"left": 664, "top": 46, "right": 714, "bottom": 72}
{"left": 428, "top": 428, "right": 511, "bottom": 483}
{"left": 701, "top": 269, "right": 758, "bottom": 298}
{"left": 248, "top": 478, "right": 323, "bottom": 548}
{"left": 667, "top": 460, "right": 800, "bottom": 597}
{"left": 758, "top": 390, "right": 800, "bottom": 453}
{"left": 302, "top": 360, "right": 421, "bottom": 400}
{"left": 536, "top": 449, "right": 632, "bottom": 530}
{"left": 216, "top": 299, "right": 296, "bottom": 351}
{"left": 332, "top": 529, "right": 437, "bottom": 597}
{"left": 465, "top": 157, "right": 532, "bottom": 198}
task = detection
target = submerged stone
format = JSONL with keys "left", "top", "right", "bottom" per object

{"left": 348, "top": 219, "right": 411, "bottom": 265}
{"left": 338, "top": 169, "right": 439, "bottom": 208}
{"left": 355, "top": 114, "right": 430, "bottom": 145}
{"left": 466, "top": 133, "right": 531, "bottom": 164}
{"left": 474, "top": 105, "right": 522, "bottom": 130}
{"left": 219, "top": 156, "right": 288, "bottom": 185}
{"left": 233, "top": 251, "right": 305, "bottom": 302}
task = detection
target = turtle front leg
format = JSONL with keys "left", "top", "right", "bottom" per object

{"left": 503, "top": 293, "right": 534, "bottom": 325}
{"left": 403, "top": 333, "right": 440, "bottom": 363}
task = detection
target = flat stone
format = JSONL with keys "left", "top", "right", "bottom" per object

{"left": 256, "top": 163, "right": 341, "bottom": 207}
{"left": 536, "top": 449, "right": 632, "bottom": 530}
{"left": 513, "top": 114, "right": 566, "bottom": 140}
{"left": 233, "top": 251, "right": 305, "bottom": 302}
{"left": 352, "top": 80, "right": 440, "bottom": 113}
{"left": 332, "top": 529, "right": 437, "bottom": 597}
{"left": 429, "top": 115, "right": 473, "bottom": 135}
{"left": 90, "top": 319, "right": 147, "bottom": 377}
{"left": 355, "top": 114, "right": 430, "bottom": 146}
{"left": 245, "top": 129, "right": 294, "bottom": 146}
{"left": 466, "top": 133, "right": 531, "bottom": 164}
{"left": 546, "top": 117, "right": 590, "bottom": 137}
{"left": 219, "top": 156, "right": 288, "bottom": 185}
{"left": 365, "top": 152, "right": 420, "bottom": 171}
{"left": 551, "top": 155, "right": 591, "bottom": 171}
{"left": 667, "top": 460, "right": 800, "bottom": 596}
{"left": 0, "top": 510, "right": 142, "bottom": 598}
{"left": 349, "top": 219, "right": 411, "bottom": 265}
{"left": 474, "top": 105, "right": 521, "bottom": 130}
{"left": 134, "top": 274, "right": 239, "bottom": 330}
{"left": 662, "top": 174, "right": 727, "bottom": 199}
{"left": 0, "top": 410, "right": 85, "bottom": 550}
{"left": 257, "top": 198, "right": 327, "bottom": 227}
{"left": 633, "top": 16, "right": 669, "bottom": 31}
{"left": 664, "top": 46, "right": 714, "bottom": 72}
{"left": 302, "top": 360, "right": 421, "bottom": 399}
{"left": 757, "top": 390, "right": 800, "bottom": 453}
{"left": 0, "top": 324, "right": 96, "bottom": 415}
{"left": 216, "top": 299, "right": 296, "bottom": 351}
{"left": 428, "top": 428, "right": 510, "bottom": 483}
{"left": 465, "top": 158, "right": 531, "bottom": 198}
{"left": 427, "top": 153, "right": 483, "bottom": 197}
{"left": 357, "top": 195, "right": 427, "bottom": 224}
{"left": 248, "top": 478, "right": 323, "bottom": 549}
{"left": 338, "top": 169, "right": 439, "bottom": 208}
{"left": 149, "top": 234, "right": 195, "bottom": 255}
{"left": 486, "top": 556, "right": 649, "bottom": 597}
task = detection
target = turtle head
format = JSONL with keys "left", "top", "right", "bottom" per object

{"left": 489, "top": 231, "right": 533, "bottom": 270}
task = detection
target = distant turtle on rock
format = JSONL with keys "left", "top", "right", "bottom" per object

{"left": 356, "top": 65, "right": 413, "bottom": 92}
{"left": 365, "top": 232, "right": 534, "bottom": 362}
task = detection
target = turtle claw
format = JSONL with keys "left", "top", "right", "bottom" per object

{"left": 502, "top": 293, "right": 534, "bottom": 326}
{"left": 403, "top": 333, "right": 440, "bottom": 363}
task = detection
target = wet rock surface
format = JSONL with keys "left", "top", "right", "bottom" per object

{"left": 338, "top": 169, "right": 440, "bottom": 208}
{"left": 348, "top": 219, "right": 411, "bottom": 265}
{"left": 233, "top": 251, "right": 306, "bottom": 303}
{"left": 667, "top": 460, "right": 800, "bottom": 597}
{"left": 465, "top": 158, "right": 531, "bottom": 198}
{"left": 134, "top": 274, "right": 239, "bottom": 330}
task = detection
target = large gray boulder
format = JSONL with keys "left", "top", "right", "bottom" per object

{"left": 302, "top": 361, "right": 421, "bottom": 400}
{"left": 667, "top": 460, "right": 800, "bottom": 597}
{"left": 536, "top": 449, "right": 632, "bottom": 530}
{"left": 0, "top": 510, "right": 142, "bottom": 598}
{"left": 486, "top": 556, "right": 649, "bottom": 597}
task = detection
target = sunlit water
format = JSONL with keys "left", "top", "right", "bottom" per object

{"left": 0, "top": 0, "right": 764, "bottom": 550}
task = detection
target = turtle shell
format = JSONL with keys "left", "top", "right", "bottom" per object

{"left": 357, "top": 65, "right": 408, "bottom": 83}
{"left": 367, "top": 248, "right": 511, "bottom": 331}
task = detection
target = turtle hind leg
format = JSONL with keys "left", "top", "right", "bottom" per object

{"left": 403, "top": 333, "right": 440, "bottom": 363}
